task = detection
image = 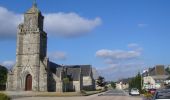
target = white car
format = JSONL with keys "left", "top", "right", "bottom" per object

{"left": 129, "top": 88, "right": 140, "bottom": 96}
{"left": 152, "top": 89, "right": 170, "bottom": 100}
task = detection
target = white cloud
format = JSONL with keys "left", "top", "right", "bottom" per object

{"left": 128, "top": 43, "right": 143, "bottom": 51}
{"left": 45, "top": 13, "right": 102, "bottom": 37}
{"left": 0, "top": 6, "right": 101, "bottom": 40}
{"left": 96, "top": 49, "right": 141, "bottom": 60}
{"left": 0, "top": 7, "right": 22, "bottom": 39}
{"left": 104, "top": 59, "right": 114, "bottom": 64}
{"left": 98, "top": 62, "right": 145, "bottom": 81}
{"left": 96, "top": 43, "right": 142, "bottom": 61}
{"left": 48, "top": 51, "right": 67, "bottom": 61}
{"left": 0, "top": 60, "right": 15, "bottom": 69}
{"left": 95, "top": 43, "right": 144, "bottom": 80}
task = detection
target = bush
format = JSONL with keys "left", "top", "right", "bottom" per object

{"left": 0, "top": 85, "right": 6, "bottom": 91}
{"left": 144, "top": 92, "right": 153, "bottom": 99}
{"left": 80, "top": 90, "right": 86, "bottom": 94}
{"left": 0, "top": 93, "right": 10, "bottom": 100}
{"left": 104, "top": 86, "right": 108, "bottom": 91}
{"left": 0, "top": 66, "right": 8, "bottom": 91}
{"left": 141, "top": 89, "right": 147, "bottom": 94}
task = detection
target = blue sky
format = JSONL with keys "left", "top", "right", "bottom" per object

{"left": 0, "top": 0, "right": 170, "bottom": 80}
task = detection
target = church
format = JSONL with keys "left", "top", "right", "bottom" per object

{"left": 6, "top": 3, "right": 95, "bottom": 92}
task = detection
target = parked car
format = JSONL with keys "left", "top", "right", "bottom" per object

{"left": 148, "top": 88, "right": 157, "bottom": 95}
{"left": 129, "top": 88, "right": 140, "bottom": 96}
{"left": 152, "top": 89, "right": 170, "bottom": 100}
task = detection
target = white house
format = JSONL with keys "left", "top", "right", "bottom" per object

{"left": 142, "top": 65, "right": 169, "bottom": 89}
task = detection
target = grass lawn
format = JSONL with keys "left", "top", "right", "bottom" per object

{"left": 0, "top": 90, "right": 106, "bottom": 97}
{"left": 36, "top": 90, "right": 106, "bottom": 97}
{"left": 35, "top": 92, "right": 83, "bottom": 97}
{"left": 0, "top": 93, "right": 10, "bottom": 100}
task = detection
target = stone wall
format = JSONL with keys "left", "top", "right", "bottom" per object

{"left": 82, "top": 76, "right": 94, "bottom": 91}
{"left": 83, "top": 76, "right": 92, "bottom": 86}
{"left": 56, "top": 76, "right": 63, "bottom": 92}
{"left": 39, "top": 59, "right": 48, "bottom": 91}
{"left": 73, "top": 81, "right": 81, "bottom": 92}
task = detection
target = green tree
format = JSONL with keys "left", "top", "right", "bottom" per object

{"left": 0, "top": 66, "right": 8, "bottom": 85}
{"left": 96, "top": 76, "right": 106, "bottom": 87}
{"left": 110, "top": 81, "right": 116, "bottom": 89}
{"left": 129, "top": 72, "right": 142, "bottom": 93}
{"left": 63, "top": 77, "right": 69, "bottom": 92}
{"left": 165, "top": 67, "right": 170, "bottom": 74}
{"left": 0, "top": 65, "right": 8, "bottom": 90}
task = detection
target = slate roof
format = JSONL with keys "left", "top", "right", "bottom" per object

{"left": 49, "top": 61, "right": 61, "bottom": 74}
{"left": 152, "top": 75, "right": 169, "bottom": 80}
{"left": 48, "top": 62, "right": 92, "bottom": 81}
{"left": 117, "top": 78, "right": 133, "bottom": 84}
{"left": 66, "top": 67, "right": 81, "bottom": 81}
{"left": 142, "top": 65, "right": 170, "bottom": 78}
{"left": 149, "top": 65, "right": 167, "bottom": 76}
{"left": 81, "top": 65, "right": 92, "bottom": 76}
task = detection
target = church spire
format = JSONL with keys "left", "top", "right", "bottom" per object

{"left": 33, "top": 0, "right": 37, "bottom": 7}
{"left": 26, "top": 0, "right": 40, "bottom": 14}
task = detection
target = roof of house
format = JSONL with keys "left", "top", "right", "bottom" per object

{"left": 65, "top": 65, "right": 92, "bottom": 81}
{"left": 67, "top": 67, "right": 81, "bottom": 81}
{"left": 152, "top": 75, "right": 169, "bottom": 80}
{"left": 81, "top": 65, "right": 92, "bottom": 76}
{"left": 63, "top": 65, "right": 92, "bottom": 76}
{"left": 117, "top": 78, "right": 133, "bottom": 84}
{"left": 48, "top": 62, "right": 92, "bottom": 81}
{"left": 49, "top": 61, "right": 61, "bottom": 73}
{"left": 143, "top": 65, "right": 169, "bottom": 77}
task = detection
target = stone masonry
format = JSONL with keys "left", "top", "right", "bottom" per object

{"left": 6, "top": 3, "right": 95, "bottom": 92}
{"left": 7, "top": 3, "right": 48, "bottom": 91}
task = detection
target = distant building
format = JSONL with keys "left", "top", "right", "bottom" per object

{"left": 164, "top": 77, "right": 170, "bottom": 85}
{"left": 142, "top": 65, "right": 169, "bottom": 89}
{"left": 116, "top": 78, "right": 131, "bottom": 90}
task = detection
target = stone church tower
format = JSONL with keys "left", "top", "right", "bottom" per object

{"left": 7, "top": 3, "right": 48, "bottom": 91}
{"left": 7, "top": 2, "right": 95, "bottom": 92}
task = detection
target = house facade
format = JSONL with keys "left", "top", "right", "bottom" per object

{"left": 116, "top": 79, "right": 130, "bottom": 90}
{"left": 142, "top": 65, "right": 169, "bottom": 89}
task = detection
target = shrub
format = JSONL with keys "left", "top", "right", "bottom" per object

{"left": 144, "top": 92, "right": 153, "bottom": 99}
{"left": 141, "top": 89, "right": 147, "bottom": 94}
{"left": 0, "top": 93, "right": 10, "bottom": 100}
{"left": 80, "top": 90, "right": 86, "bottom": 94}
{"left": 104, "top": 86, "right": 108, "bottom": 91}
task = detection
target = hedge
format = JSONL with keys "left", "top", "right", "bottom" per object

{"left": 0, "top": 93, "right": 10, "bottom": 100}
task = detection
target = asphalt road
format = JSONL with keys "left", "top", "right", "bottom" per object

{"left": 13, "top": 89, "right": 143, "bottom": 100}
{"left": 99, "top": 89, "right": 127, "bottom": 96}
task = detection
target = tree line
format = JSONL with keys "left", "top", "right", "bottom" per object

{"left": 0, "top": 65, "right": 8, "bottom": 90}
